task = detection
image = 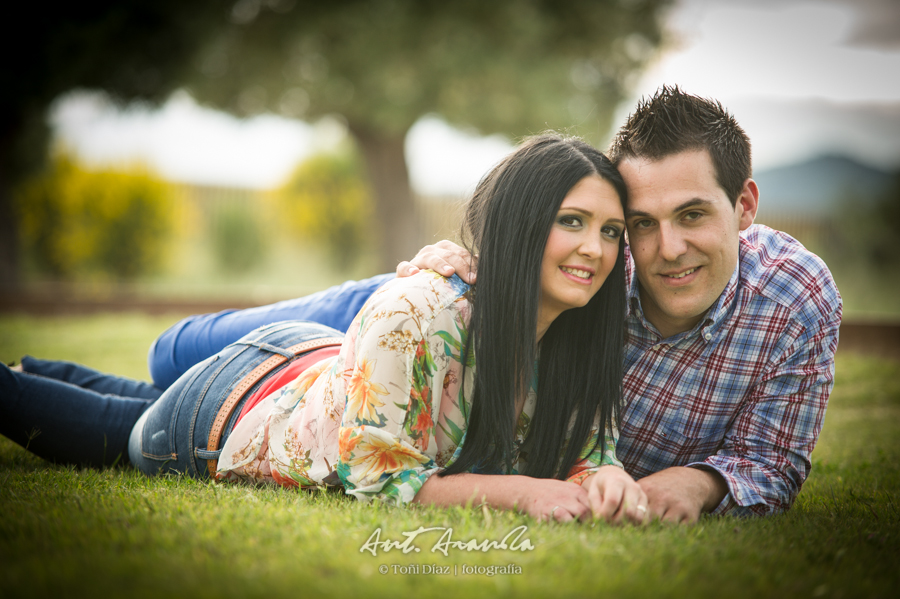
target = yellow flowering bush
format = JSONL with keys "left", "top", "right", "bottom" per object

{"left": 273, "top": 151, "right": 373, "bottom": 269}
{"left": 15, "top": 153, "right": 174, "bottom": 279}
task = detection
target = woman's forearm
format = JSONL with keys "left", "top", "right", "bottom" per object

{"left": 412, "top": 466, "right": 650, "bottom": 525}
{"left": 412, "top": 472, "right": 593, "bottom": 522}
{"left": 412, "top": 472, "right": 526, "bottom": 510}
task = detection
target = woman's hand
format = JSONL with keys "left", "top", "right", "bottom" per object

{"left": 513, "top": 477, "right": 595, "bottom": 523}
{"left": 396, "top": 240, "right": 477, "bottom": 284}
{"left": 582, "top": 466, "right": 649, "bottom": 524}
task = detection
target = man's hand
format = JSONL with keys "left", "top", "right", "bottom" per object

{"left": 396, "top": 240, "right": 477, "bottom": 284}
{"left": 638, "top": 467, "right": 728, "bottom": 523}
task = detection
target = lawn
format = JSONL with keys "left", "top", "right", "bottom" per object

{"left": 1, "top": 313, "right": 898, "bottom": 599}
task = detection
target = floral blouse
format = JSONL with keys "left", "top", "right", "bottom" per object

{"left": 217, "top": 270, "right": 622, "bottom": 505}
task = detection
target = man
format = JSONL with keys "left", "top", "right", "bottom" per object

{"left": 148, "top": 86, "right": 841, "bottom": 521}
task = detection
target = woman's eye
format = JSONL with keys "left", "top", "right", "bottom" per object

{"left": 558, "top": 215, "right": 582, "bottom": 227}
{"left": 602, "top": 226, "right": 623, "bottom": 239}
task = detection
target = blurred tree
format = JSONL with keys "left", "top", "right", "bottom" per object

{"left": 4, "top": 0, "right": 670, "bottom": 282}
{"left": 274, "top": 150, "right": 373, "bottom": 270}
{"left": 15, "top": 153, "right": 174, "bottom": 279}
{"left": 0, "top": 0, "right": 226, "bottom": 288}
{"left": 186, "top": 0, "right": 671, "bottom": 271}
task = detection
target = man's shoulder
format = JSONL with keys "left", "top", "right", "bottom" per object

{"left": 737, "top": 224, "right": 841, "bottom": 321}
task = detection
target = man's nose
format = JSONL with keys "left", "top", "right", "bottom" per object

{"left": 657, "top": 223, "right": 688, "bottom": 262}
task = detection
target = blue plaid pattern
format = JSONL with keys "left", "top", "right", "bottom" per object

{"left": 617, "top": 225, "right": 842, "bottom": 516}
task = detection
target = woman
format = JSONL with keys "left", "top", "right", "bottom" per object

{"left": 1, "top": 133, "right": 646, "bottom": 523}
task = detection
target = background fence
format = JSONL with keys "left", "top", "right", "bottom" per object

{"left": 7, "top": 179, "right": 898, "bottom": 321}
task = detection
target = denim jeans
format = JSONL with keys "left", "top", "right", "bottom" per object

{"left": 1, "top": 358, "right": 161, "bottom": 467}
{"left": 0, "top": 321, "right": 342, "bottom": 475}
{"left": 147, "top": 273, "right": 393, "bottom": 389}
{"left": 21, "top": 356, "right": 164, "bottom": 399}
{"left": 129, "top": 320, "right": 343, "bottom": 479}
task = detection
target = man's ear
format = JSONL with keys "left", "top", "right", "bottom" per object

{"left": 737, "top": 178, "right": 759, "bottom": 231}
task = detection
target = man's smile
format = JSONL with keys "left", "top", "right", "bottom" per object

{"left": 662, "top": 266, "right": 699, "bottom": 280}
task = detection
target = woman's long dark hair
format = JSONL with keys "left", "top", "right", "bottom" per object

{"left": 441, "top": 133, "right": 628, "bottom": 480}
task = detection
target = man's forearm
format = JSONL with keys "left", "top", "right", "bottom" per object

{"left": 693, "top": 467, "right": 729, "bottom": 512}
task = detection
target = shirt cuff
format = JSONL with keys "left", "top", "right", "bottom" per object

{"left": 567, "top": 469, "right": 598, "bottom": 486}
{"left": 686, "top": 461, "right": 768, "bottom": 517}
{"left": 355, "top": 465, "right": 442, "bottom": 506}
{"left": 566, "top": 464, "right": 625, "bottom": 487}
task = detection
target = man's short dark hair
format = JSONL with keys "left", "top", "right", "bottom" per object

{"left": 608, "top": 85, "right": 751, "bottom": 205}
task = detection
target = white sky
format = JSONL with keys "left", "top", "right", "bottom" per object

{"left": 623, "top": 0, "right": 900, "bottom": 174}
{"left": 51, "top": 0, "right": 900, "bottom": 194}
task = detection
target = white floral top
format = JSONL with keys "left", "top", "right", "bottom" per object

{"left": 217, "top": 270, "right": 622, "bottom": 505}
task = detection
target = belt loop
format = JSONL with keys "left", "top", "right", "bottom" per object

{"left": 235, "top": 341, "right": 294, "bottom": 359}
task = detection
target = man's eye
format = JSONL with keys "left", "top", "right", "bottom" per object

{"left": 632, "top": 219, "right": 653, "bottom": 229}
{"left": 684, "top": 211, "right": 702, "bottom": 221}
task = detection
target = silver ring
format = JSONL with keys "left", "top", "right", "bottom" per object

{"left": 636, "top": 505, "right": 648, "bottom": 513}
{"left": 550, "top": 506, "right": 560, "bottom": 517}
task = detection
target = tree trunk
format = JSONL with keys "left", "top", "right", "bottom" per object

{"left": 348, "top": 123, "right": 422, "bottom": 274}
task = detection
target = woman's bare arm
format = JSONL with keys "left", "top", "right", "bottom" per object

{"left": 413, "top": 466, "right": 648, "bottom": 524}
{"left": 412, "top": 471, "right": 592, "bottom": 522}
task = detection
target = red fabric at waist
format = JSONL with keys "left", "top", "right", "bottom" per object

{"left": 235, "top": 346, "right": 341, "bottom": 425}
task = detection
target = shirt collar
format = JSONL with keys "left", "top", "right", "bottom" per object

{"left": 697, "top": 262, "right": 740, "bottom": 341}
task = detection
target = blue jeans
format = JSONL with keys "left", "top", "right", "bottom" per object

{"left": 130, "top": 320, "right": 342, "bottom": 478}
{"left": 1, "top": 321, "right": 342, "bottom": 476}
{"left": 148, "top": 273, "right": 392, "bottom": 389}
{"left": 1, "top": 358, "right": 162, "bottom": 467}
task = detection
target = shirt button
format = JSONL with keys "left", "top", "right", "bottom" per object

{"left": 704, "top": 332, "right": 712, "bottom": 340}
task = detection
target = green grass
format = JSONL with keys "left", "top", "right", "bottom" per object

{"left": 1, "top": 314, "right": 898, "bottom": 599}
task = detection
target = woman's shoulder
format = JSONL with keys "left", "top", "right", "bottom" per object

{"left": 344, "top": 270, "right": 473, "bottom": 344}
{"left": 368, "top": 270, "right": 471, "bottom": 315}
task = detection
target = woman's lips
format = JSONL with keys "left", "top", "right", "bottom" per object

{"left": 559, "top": 265, "right": 594, "bottom": 284}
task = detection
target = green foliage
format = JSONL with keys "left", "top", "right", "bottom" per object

{"left": 15, "top": 153, "right": 175, "bottom": 279}
{"left": 0, "top": 1, "right": 230, "bottom": 285}
{"left": 0, "top": 0, "right": 673, "bottom": 282}
{"left": 190, "top": 0, "right": 671, "bottom": 144}
{"left": 275, "top": 151, "right": 373, "bottom": 269}
{"left": 211, "top": 201, "right": 269, "bottom": 273}
{"left": 183, "top": 1, "right": 672, "bottom": 271}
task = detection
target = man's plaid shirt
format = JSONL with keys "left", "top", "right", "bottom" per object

{"left": 616, "top": 225, "right": 842, "bottom": 516}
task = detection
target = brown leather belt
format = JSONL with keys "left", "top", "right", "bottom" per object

{"left": 206, "top": 336, "right": 344, "bottom": 477}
